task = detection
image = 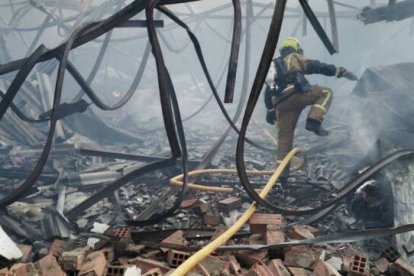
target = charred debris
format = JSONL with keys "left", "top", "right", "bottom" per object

{"left": 0, "top": 0, "right": 414, "bottom": 275}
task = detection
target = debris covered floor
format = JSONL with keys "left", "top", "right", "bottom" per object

{"left": 0, "top": 121, "right": 411, "bottom": 276}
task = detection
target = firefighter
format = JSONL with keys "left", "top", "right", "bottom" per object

{"left": 264, "top": 37, "right": 356, "bottom": 186}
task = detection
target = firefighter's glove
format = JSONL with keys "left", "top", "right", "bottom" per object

{"left": 266, "top": 108, "right": 276, "bottom": 125}
{"left": 336, "top": 67, "right": 358, "bottom": 81}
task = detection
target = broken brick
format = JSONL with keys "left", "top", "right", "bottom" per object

{"left": 267, "top": 259, "right": 290, "bottom": 276}
{"left": 167, "top": 250, "right": 190, "bottom": 267}
{"left": 249, "top": 213, "right": 284, "bottom": 235}
{"left": 393, "top": 257, "right": 414, "bottom": 276}
{"left": 288, "top": 266, "right": 312, "bottom": 276}
{"left": 218, "top": 197, "right": 241, "bottom": 212}
{"left": 381, "top": 246, "right": 400, "bottom": 262}
{"left": 106, "top": 264, "right": 126, "bottom": 276}
{"left": 374, "top": 257, "right": 389, "bottom": 274}
{"left": 284, "top": 246, "right": 319, "bottom": 269}
{"left": 349, "top": 255, "right": 369, "bottom": 276}
{"left": 61, "top": 246, "right": 91, "bottom": 271}
{"left": 312, "top": 259, "right": 341, "bottom": 276}
{"left": 79, "top": 251, "right": 107, "bottom": 276}
{"left": 36, "top": 254, "right": 66, "bottom": 276}
{"left": 245, "top": 261, "right": 273, "bottom": 276}
{"left": 113, "top": 227, "right": 131, "bottom": 239}
{"left": 287, "top": 225, "right": 315, "bottom": 240}
{"left": 128, "top": 257, "right": 170, "bottom": 274}
{"left": 203, "top": 213, "right": 221, "bottom": 226}
{"left": 180, "top": 197, "right": 198, "bottom": 209}
{"left": 161, "top": 230, "right": 188, "bottom": 253}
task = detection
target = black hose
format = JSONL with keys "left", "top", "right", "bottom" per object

{"left": 124, "top": 0, "right": 188, "bottom": 225}
{"left": 224, "top": 0, "right": 241, "bottom": 104}
{"left": 298, "top": 0, "right": 337, "bottom": 54}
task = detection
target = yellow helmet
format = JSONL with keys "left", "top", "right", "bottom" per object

{"left": 279, "top": 37, "right": 303, "bottom": 54}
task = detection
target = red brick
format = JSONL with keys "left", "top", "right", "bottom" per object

{"left": 236, "top": 250, "right": 267, "bottom": 268}
{"left": 374, "top": 257, "right": 389, "bottom": 274}
{"left": 284, "top": 246, "right": 319, "bottom": 269}
{"left": 128, "top": 257, "right": 170, "bottom": 274}
{"left": 218, "top": 197, "right": 242, "bottom": 212}
{"left": 106, "top": 265, "right": 126, "bottom": 276}
{"left": 79, "top": 251, "right": 107, "bottom": 276}
{"left": 36, "top": 255, "right": 65, "bottom": 276}
{"left": 167, "top": 250, "right": 190, "bottom": 267}
{"left": 142, "top": 268, "right": 163, "bottom": 276}
{"left": 266, "top": 230, "right": 285, "bottom": 245}
{"left": 382, "top": 246, "right": 400, "bottom": 262}
{"left": 245, "top": 261, "right": 273, "bottom": 276}
{"left": 180, "top": 197, "right": 198, "bottom": 209}
{"left": 161, "top": 230, "right": 188, "bottom": 253}
{"left": 349, "top": 255, "right": 369, "bottom": 276}
{"left": 288, "top": 267, "right": 311, "bottom": 276}
{"left": 60, "top": 246, "right": 91, "bottom": 271}
{"left": 393, "top": 257, "right": 414, "bottom": 276}
{"left": 17, "top": 244, "right": 32, "bottom": 263}
{"left": 312, "top": 259, "right": 341, "bottom": 276}
{"left": 0, "top": 267, "right": 8, "bottom": 276}
{"left": 203, "top": 213, "right": 221, "bottom": 226}
{"left": 287, "top": 225, "right": 315, "bottom": 240}
{"left": 267, "top": 259, "right": 290, "bottom": 276}
{"left": 113, "top": 227, "right": 131, "bottom": 239}
{"left": 249, "top": 214, "right": 284, "bottom": 235}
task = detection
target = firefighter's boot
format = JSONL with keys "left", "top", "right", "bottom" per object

{"left": 306, "top": 118, "right": 329, "bottom": 136}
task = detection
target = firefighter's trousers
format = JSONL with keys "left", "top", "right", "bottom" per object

{"left": 276, "top": 85, "right": 333, "bottom": 177}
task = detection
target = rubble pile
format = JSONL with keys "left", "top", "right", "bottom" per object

{"left": 1, "top": 214, "right": 413, "bottom": 276}
{"left": 0, "top": 120, "right": 404, "bottom": 275}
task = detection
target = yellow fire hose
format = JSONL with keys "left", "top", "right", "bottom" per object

{"left": 169, "top": 155, "right": 304, "bottom": 193}
{"left": 170, "top": 147, "right": 302, "bottom": 275}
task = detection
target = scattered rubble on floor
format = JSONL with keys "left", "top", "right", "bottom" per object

{"left": 0, "top": 122, "right": 409, "bottom": 275}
